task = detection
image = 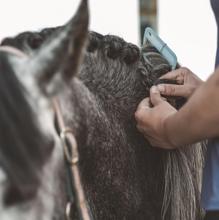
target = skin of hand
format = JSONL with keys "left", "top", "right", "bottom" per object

{"left": 135, "top": 67, "right": 219, "bottom": 149}
{"left": 157, "top": 67, "right": 203, "bottom": 98}
{"left": 135, "top": 67, "right": 202, "bottom": 149}
{"left": 135, "top": 86, "right": 178, "bottom": 149}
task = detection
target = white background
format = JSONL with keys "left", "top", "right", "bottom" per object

{"left": 0, "top": 0, "right": 139, "bottom": 45}
{"left": 158, "top": 0, "right": 217, "bottom": 80}
{"left": 0, "top": 0, "right": 216, "bottom": 80}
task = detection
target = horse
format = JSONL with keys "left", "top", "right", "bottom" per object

{"left": 0, "top": 0, "right": 204, "bottom": 219}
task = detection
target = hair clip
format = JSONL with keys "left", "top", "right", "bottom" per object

{"left": 142, "top": 27, "right": 177, "bottom": 70}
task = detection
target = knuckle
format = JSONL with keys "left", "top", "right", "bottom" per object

{"left": 170, "top": 86, "right": 176, "bottom": 94}
{"left": 138, "top": 98, "right": 149, "bottom": 109}
{"left": 134, "top": 109, "right": 141, "bottom": 120}
{"left": 162, "top": 85, "right": 168, "bottom": 93}
{"left": 135, "top": 108, "right": 146, "bottom": 121}
{"left": 187, "top": 86, "right": 195, "bottom": 97}
{"left": 166, "top": 85, "right": 175, "bottom": 95}
{"left": 181, "top": 67, "right": 190, "bottom": 75}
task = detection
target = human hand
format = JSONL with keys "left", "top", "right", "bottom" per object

{"left": 157, "top": 67, "right": 203, "bottom": 98}
{"left": 135, "top": 86, "right": 178, "bottom": 149}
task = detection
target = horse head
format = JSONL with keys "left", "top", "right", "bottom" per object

{"left": 0, "top": 1, "right": 89, "bottom": 219}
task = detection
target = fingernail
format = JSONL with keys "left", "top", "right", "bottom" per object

{"left": 157, "top": 84, "right": 165, "bottom": 92}
{"left": 151, "top": 86, "right": 158, "bottom": 93}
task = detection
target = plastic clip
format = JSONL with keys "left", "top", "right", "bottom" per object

{"left": 143, "top": 27, "right": 177, "bottom": 70}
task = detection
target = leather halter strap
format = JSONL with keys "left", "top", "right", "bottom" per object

{"left": 52, "top": 98, "right": 92, "bottom": 220}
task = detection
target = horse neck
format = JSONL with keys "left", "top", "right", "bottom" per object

{"left": 56, "top": 76, "right": 160, "bottom": 219}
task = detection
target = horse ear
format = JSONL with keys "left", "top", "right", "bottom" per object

{"left": 30, "top": 0, "right": 89, "bottom": 95}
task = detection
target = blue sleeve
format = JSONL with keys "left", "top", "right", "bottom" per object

{"left": 201, "top": 1, "right": 219, "bottom": 211}
{"left": 211, "top": 0, "right": 219, "bottom": 66}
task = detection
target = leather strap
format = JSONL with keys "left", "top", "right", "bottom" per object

{"left": 52, "top": 98, "right": 92, "bottom": 220}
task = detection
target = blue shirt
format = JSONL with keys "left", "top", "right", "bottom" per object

{"left": 201, "top": 0, "right": 219, "bottom": 210}
{"left": 211, "top": 0, "right": 219, "bottom": 66}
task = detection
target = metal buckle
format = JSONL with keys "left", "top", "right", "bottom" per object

{"left": 60, "top": 128, "right": 79, "bottom": 165}
{"left": 65, "top": 201, "right": 73, "bottom": 220}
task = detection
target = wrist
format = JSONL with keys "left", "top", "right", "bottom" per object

{"left": 163, "top": 114, "right": 180, "bottom": 149}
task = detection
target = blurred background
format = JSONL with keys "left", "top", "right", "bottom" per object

{"left": 0, "top": 0, "right": 216, "bottom": 79}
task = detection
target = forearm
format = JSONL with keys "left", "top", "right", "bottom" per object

{"left": 165, "top": 69, "right": 219, "bottom": 146}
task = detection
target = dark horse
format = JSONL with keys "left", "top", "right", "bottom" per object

{"left": 0, "top": 0, "right": 203, "bottom": 219}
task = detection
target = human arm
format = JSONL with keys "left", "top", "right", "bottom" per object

{"left": 135, "top": 68, "right": 219, "bottom": 149}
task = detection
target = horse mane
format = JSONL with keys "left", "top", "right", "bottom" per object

{"left": 1, "top": 26, "right": 204, "bottom": 220}
{"left": 77, "top": 32, "right": 203, "bottom": 220}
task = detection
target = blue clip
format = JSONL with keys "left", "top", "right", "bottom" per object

{"left": 143, "top": 27, "right": 177, "bottom": 70}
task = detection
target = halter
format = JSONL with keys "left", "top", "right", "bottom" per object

{"left": 53, "top": 98, "right": 92, "bottom": 220}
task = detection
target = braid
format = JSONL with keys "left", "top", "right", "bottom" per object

{"left": 86, "top": 31, "right": 140, "bottom": 65}
{"left": 1, "top": 27, "right": 141, "bottom": 66}
{"left": 1, "top": 27, "right": 171, "bottom": 81}
{"left": 87, "top": 31, "right": 104, "bottom": 52}
{"left": 99, "top": 34, "right": 140, "bottom": 64}
{"left": 1, "top": 27, "right": 176, "bottom": 93}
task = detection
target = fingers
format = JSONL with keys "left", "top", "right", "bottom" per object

{"left": 157, "top": 84, "right": 192, "bottom": 98}
{"left": 159, "top": 67, "right": 191, "bottom": 84}
{"left": 150, "top": 86, "right": 163, "bottom": 106}
{"left": 137, "top": 97, "right": 151, "bottom": 110}
{"left": 135, "top": 98, "right": 151, "bottom": 123}
{"left": 159, "top": 69, "right": 180, "bottom": 80}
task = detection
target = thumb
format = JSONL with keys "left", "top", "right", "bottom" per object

{"left": 150, "top": 86, "right": 163, "bottom": 106}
